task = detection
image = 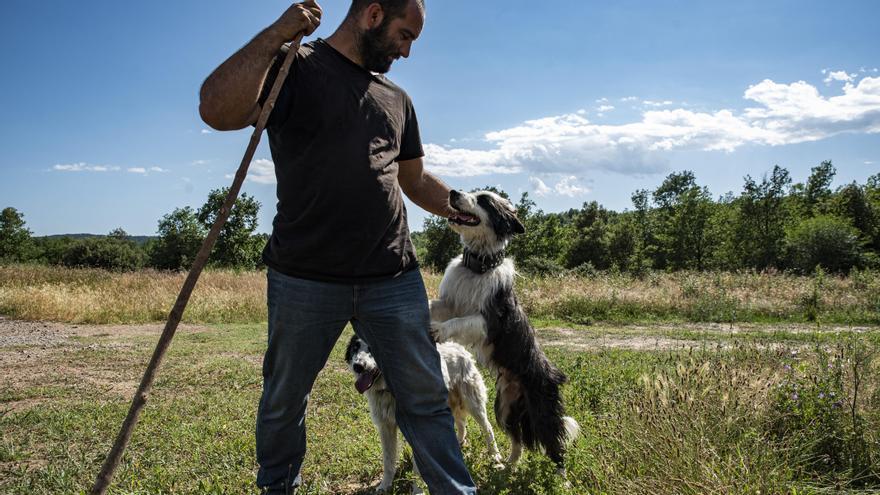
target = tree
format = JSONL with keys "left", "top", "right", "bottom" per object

{"left": 831, "top": 182, "right": 877, "bottom": 248}
{"left": 802, "top": 160, "right": 836, "bottom": 216}
{"left": 606, "top": 214, "right": 637, "bottom": 270}
{"left": 148, "top": 207, "right": 206, "bottom": 270}
{"left": 733, "top": 165, "right": 792, "bottom": 270}
{"left": 564, "top": 201, "right": 610, "bottom": 269}
{"left": 197, "top": 188, "right": 262, "bottom": 269}
{"left": 0, "top": 207, "right": 34, "bottom": 263}
{"left": 650, "top": 171, "right": 715, "bottom": 270}
{"left": 507, "top": 192, "right": 570, "bottom": 266}
{"left": 419, "top": 214, "right": 461, "bottom": 272}
{"left": 630, "top": 189, "right": 657, "bottom": 269}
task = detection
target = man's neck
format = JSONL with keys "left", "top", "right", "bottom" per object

{"left": 325, "top": 27, "right": 364, "bottom": 69}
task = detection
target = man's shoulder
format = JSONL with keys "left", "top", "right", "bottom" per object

{"left": 278, "top": 40, "right": 318, "bottom": 61}
{"left": 374, "top": 74, "right": 412, "bottom": 103}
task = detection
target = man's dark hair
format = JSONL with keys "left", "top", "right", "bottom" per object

{"left": 345, "top": 0, "right": 425, "bottom": 23}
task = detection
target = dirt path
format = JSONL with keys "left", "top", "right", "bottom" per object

{"left": 0, "top": 317, "right": 213, "bottom": 403}
{"left": 2, "top": 316, "right": 874, "bottom": 356}
{"left": 0, "top": 315, "right": 211, "bottom": 346}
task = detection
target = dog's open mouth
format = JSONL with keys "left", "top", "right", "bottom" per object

{"left": 354, "top": 369, "right": 381, "bottom": 394}
{"left": 448, "top": 212, "right": 481, "bottom": 226}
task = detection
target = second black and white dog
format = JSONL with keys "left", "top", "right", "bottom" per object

{"left": 345, "top": 335, "right": 503, "bottom": 493}
{"left": 429, "top": 189, "right": 580, "bottom": 475}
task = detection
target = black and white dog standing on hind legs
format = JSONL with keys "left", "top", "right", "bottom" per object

{"left": 429, "top": 189, "right": 581, "bottom": 477}
{"left": 344, "top": 335, "right": 504, "bottom": 494}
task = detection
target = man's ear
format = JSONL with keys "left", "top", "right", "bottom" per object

{"left": 363, "top": 3, "right": 385, "bottom": 29}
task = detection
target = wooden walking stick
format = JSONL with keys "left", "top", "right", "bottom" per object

{"left": 89, "top": 32, "right": 305, "bottom": 495}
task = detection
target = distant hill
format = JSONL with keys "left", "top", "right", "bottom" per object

{"left": 37, "top": 234, "right": 157, "bottom": 246}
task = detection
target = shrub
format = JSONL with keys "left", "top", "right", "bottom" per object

{"left": 765, "top": 340, "right": 878, "bottom": 486}
{"left": 784, "top": 215, "right": 865, "bottom": 274}
{"left": 61, "top": 233, "right": 146, "bottom": 271}
{"left": 518, "top": 256, "right": 566, "bottom": 276}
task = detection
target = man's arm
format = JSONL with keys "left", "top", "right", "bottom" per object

{"left": 398, "top": 157, "right": 455, "bottom": 218}
{"left": 198, "top": 1, "right": 322, "bottom": 131}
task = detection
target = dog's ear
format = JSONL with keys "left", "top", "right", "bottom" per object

{"left": 478, "top": 193, "right": 525, "bottom": 238}
{"left": 344, "top": 335, "right": 359, "bottom": 363}
{"left": 511, "top": 215, "right": 525, "bottom": 235}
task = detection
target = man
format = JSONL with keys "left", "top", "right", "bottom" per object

{"left": 199, "top": 1, "right": 477, "bottom": 494}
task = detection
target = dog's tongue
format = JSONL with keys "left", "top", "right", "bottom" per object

{"left": 355, "top": 372, "right": 375, "bottom": 394}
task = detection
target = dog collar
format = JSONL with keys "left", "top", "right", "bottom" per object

{"left": 462, "top": 248, "right": 506, "bottom": 274}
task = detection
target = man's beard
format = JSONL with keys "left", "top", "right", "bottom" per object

{"left": 357, "top": 21, "right": 398, "bottom": 73}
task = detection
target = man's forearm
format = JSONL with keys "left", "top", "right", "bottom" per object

{"left": 404, "top": 170, "right": 455, "bottom": 218}
{"left": 198, "top": 26, "right": 288, "bottom": 131}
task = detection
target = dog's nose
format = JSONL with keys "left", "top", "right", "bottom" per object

{"left": 353, "top": 363, "right": 365, "bottom": 374}
{"left": 449, "top": 190, "right": 461, "bottom": 201}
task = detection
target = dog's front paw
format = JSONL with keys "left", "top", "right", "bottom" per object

{"left": 429, "top": 321, "right": 447, "bottom": 343}
{"left": 374, "top": 480, "right": 392, "bottom": 494}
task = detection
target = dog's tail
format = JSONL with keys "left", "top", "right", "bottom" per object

{"left": 562, "top": 416, "right": 580, "bottom": 445}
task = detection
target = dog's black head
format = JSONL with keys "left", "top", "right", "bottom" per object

{"left": 448, "top": 190, "right": 525, "bottom": 253}
{"left": 344, "top": 335, "right": 384, "bottom": 394}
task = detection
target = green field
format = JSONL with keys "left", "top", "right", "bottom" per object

{"left": 2, "top": 319, "right": 879, "bottom": 494}
{"left": 1, "top": 266, "right": 880, "bottom": 493}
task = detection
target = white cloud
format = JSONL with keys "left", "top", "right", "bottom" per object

{"left": 529, "top": 177, "right": 551, "bottom": 196}
{"left": 422, "top": 143, "right": 522, "bottom": 177}
{"left": 191, "top": 159, "right": 210, "bottom": 166}
{"left": 596, "top": 97, "right": 609, "bottom": 103}
{"left": 248, "top": 158, "right": 277, "bottom": 184}
{"left": 824, "top": 70, "right": 855, "bottom": 85}
{"left": 620, "top": 96, "right": 639, "bottom": 102}
{"left": 530, "top": 175, "right": 590, "bottom": 197}
{"left": 554, "top": 176, "right": 590, "bottom": 197}
{"left": 128, "top": 167, "right": 167, "bottom": 175}
{"left": 643, "top": 100, "right": 674, "bottom": 107}
{"left": 52, "top": 162, "right": 120, "bottom": 172}
{"left": 597, "top": 105, "right": 615, "bottom": 112}
{"left": 422, "top": 74, "right": 880, "bottom": 178}
{"left": 201, "top": 129, "right": 213, "bottom": 134}
{"left": 866, "top": 160, "right": 874, "bottom": 165}
{"left": 52, "top": 162, "right": 167, "bottom": 175}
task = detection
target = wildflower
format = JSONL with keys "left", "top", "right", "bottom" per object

{"left": 783, "top": 364, "right": 792, "bottom": 372}
{"left": 818, "top": 392, "right": 825, "bottom": 399}
{"left": 791, "top": 393, "right": 799, "bottom": 401}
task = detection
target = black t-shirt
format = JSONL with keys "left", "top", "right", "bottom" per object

{"left": 259, "top": 39, "right": 423, "bottom": 283}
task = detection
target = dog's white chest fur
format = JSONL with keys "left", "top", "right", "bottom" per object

{"left": 438, "top": 256, "right": 515, "bottom": 316}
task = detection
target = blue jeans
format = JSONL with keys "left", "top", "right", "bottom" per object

{"left": 256, "top": 267, "right": 476, "bottom": 494}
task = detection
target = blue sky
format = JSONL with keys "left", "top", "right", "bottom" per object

{"left": 1, "top": 0, "right": 878, "bottom": 236}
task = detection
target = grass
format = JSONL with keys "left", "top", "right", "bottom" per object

{"left": 2, "top": 322, "right": 879, "bottom": 494}
{"left": 2, "top": 264, "right": 880, "bottom": 325}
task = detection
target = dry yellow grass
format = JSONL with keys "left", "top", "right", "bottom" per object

{"left": 0, "top": 265, "right": 266, "bottom": 324}
{"left": 0, "top": 264, "right": 877, "bottom": 324}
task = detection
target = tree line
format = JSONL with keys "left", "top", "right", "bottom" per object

{"left": 415, "top": 161, "right": 880, "bottom": 276}
{"left": 0, "top": 188, "right": 266, "bottom": 271}
{"left": 2, "top": 161, "right": 879, "bottom": 275}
